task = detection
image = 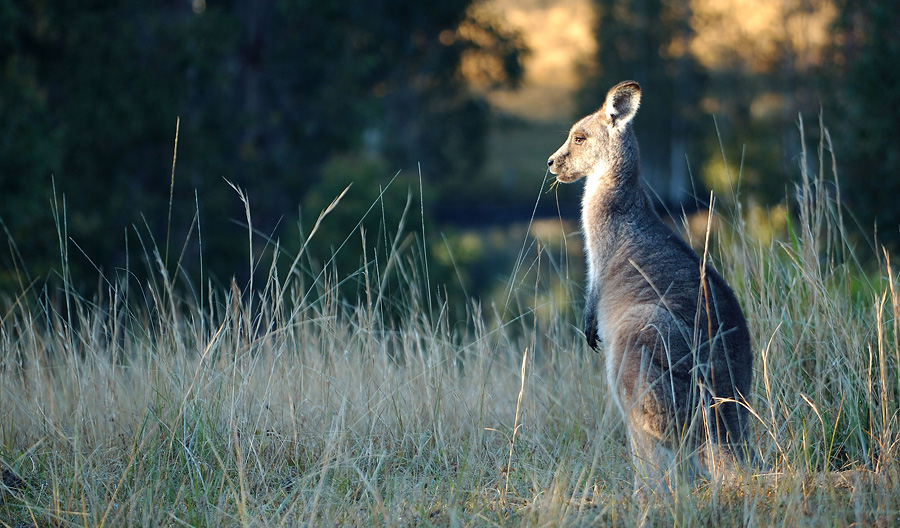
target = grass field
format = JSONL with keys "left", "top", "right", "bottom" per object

{"left": 2, "top": 130, "right": 900, "bottom": 527}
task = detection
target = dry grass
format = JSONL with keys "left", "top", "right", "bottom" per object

{"left": 2, "top": 126, "right": 900, "bottom": 526}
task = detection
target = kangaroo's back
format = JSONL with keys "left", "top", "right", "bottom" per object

{"left": 547, "top": 81, "right": 753, "bottom": 494}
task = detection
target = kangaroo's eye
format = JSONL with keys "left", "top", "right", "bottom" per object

{"left": 574, "top": 136, "right": 586, "bottom": 144}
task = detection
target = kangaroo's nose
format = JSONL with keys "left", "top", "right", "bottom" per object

{"left": 547, "top": 157, "right": 554, "bottom": 168}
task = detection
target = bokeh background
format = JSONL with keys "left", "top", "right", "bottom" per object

{"left": 1, "top": 0, "right": 898, "bottom": 305}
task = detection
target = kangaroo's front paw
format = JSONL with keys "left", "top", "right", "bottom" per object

{"left": 584, "top": 297, "right": 601, "bottom": 351}
{"left": 584, "top": 320, "right": 601, "bottom": 350}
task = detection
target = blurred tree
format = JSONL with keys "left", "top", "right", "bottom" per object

{"left": 688, "top": 0, "right": 837, "bottom": 208}
{"left": 826, "top": 0, "right": 900, "bottom": 251}
{"left": 0, "top": 0, "right": 526, "bottom": 294}
{"left": 580, "top": 0, "right": 840, "bottom": 215}
{"left": 0, "top": 1, "right": 62, "bottom": 288}
{"left": 1, "top": 1, "right": 237, "bottom": 290}
{"left": 578, "top": 0, "right": 704, "bottom": 210}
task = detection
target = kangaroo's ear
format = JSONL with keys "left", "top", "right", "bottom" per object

{"left": 603, "top": 81, "right": 641, "bottom": 129}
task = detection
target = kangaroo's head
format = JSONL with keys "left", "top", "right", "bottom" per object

{"left": 547, "top": 81, "right": 641, "bottom": 183}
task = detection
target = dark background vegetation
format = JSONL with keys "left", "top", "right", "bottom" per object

{"left": 0, "top": 0, "right": 526, "bottom": 298}
{"left": 1, "top": 0, "right": 898, "bottom": 303}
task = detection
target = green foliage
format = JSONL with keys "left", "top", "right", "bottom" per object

{"left": 295, "top": 155, "right": 492, "bottom": 314}
{"left": 295, "top": 156, "right": 418, "bottom": 301}
{"left": 0, "top": 0, "right": 526, "bottom": 294}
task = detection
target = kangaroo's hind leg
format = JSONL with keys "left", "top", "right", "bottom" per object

{"left": 610, "top": 333, "right": 694, "bottom": 497}
{"left": 627, "top": 426, "right": 676, "bottom": 497}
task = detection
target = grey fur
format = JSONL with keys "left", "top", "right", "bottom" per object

{"left": 548, "top": 81, "right": 753, "bottom": 495}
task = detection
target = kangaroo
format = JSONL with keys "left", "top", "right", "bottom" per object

{"left": 547, "top": 81, "right": 753, "bottom": 495}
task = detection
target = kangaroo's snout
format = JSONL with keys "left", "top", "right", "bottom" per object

{"left": 547, "top": 144, "right": 569, "bottom": 178}
{"left": 547, "top": 154, "right": 559, "bottom": 174}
